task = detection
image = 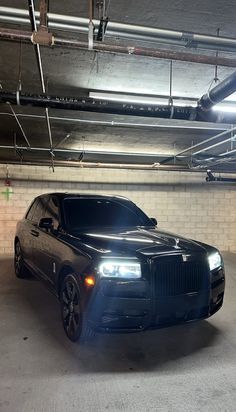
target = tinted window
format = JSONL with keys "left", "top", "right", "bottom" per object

{"left": 44, "top": 196, "right": 60, "bottom": 229}
{"left": 32, "top": 197, "right": 47, "bottom": 224}
{"left": 26, "top": 199, "right": 38, "bottom": 221}
{"left": 63, "top": 198, "right": 153, "bottom": 229}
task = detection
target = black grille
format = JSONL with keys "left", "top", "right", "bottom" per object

{"left": 153, "top": 259, "right": 209, "bottom": 297}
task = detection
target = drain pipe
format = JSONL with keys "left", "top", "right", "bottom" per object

{"left": 198, "top": 70, "right": 236, "bottom": 111}
{"left": 0, "top": 90, "right": 195, "bottom": 120}
{"left": 2, "top": 89, "right": 236, "bottom": 123}
{"left": 206, "top": 170, "right": 236, "bottom": 182}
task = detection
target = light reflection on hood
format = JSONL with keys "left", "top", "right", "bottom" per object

{"left": 86, "top": 233, "right": 162, "bottom": 244}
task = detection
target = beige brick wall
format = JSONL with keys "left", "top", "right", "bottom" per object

{"left": 0, "top": 164, "right": 236, "bottom": 254}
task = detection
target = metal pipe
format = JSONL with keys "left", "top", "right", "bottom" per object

{"left": 39, "top": 0, "right": 48, "bottom": 30}
{"left": 5, "top": 88, "right": 236, "bottom": 125}
{"left": 198, "top": 71, "right": 236, "bottom": 111}
{"left": 193, "top": 135, "right": 235, "bottom": 155}
{"left": 0, "top": 111, "right": 228, "bottom": 131}
{"left": 2, "top": 7, "right": 236, "bottom": 53}
{"left": 54, "top": 36, "right": 236, "bottom": 68}
{"left": 45, "top": 107, "right": 53, "bottom": 149}
{"left": 193, "top": 153, "right": 236, "bottom": 169}
{"left": 0, "top": 144, "right": 224, "bottom": 164}
{"left": 2, "top": 26, "right": 236, "bottom": 69}
{"left": 0, "top": 90, "right": 196, "bottom": 120}
{"left": 178, "top": 127, "right": 236, "bottom": 155}
{"left": 0, "top": 158, "right": 191, "bottom": 171}
{"left": 206, "top": 171, "right": 236, "bottom": 182}
{"left": 160, "top": 126, "right": 236, "bottom": 164}
{"left": 0, "top": 144, "right": 177, "bottom": 159}
{"left": 220, "top": 147, "right": 236, "bottom": 156}
{"left": 7, "top": 103, "right": 31, "bottom": 147}
{"left": 4, "top": 90, "right": 236, "bottom": 123}
{"left": 1, "top": 157, "right": 236, "bottom": 173}
{"left": 27, "top": 1, "right": 46, "bottom": 92}
{"left": 28, "top": 0, "right": 53, "bottom": 161}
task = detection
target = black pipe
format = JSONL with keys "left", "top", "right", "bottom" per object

{"left": 2, "top": 90, "right": 236, "bottom": 123}
{"left": 206, "top": 170, "right": 236, "bottom": 182}
{"left": 199, "top": 71, "right": 236, "bottom": 111}
{"left": 0, "top": 90, "right": 194, "bottom": 119}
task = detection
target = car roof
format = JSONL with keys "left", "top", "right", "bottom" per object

{"left": 36, "top": 193, "right": 130, "bottom": 201}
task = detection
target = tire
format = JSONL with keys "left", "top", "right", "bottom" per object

{"left": 60, "top": 274, "right": 95, "bottom": 342}
{"left": 14, "top": 241, "right": 28, "bottom": 279}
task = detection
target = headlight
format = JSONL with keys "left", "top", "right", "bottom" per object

{"left": 208, "top": 252, "right": 222, "bottom": 271}
{"left": 99, "top": 259, "right": 141, "bottom": 279}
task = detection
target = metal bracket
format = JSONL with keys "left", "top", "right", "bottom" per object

{"left": 88, "top": 21, "right": 94, "bottom": 50}
{"left": 97, "top": 17, "right": 109, "bottom": 41}
{"left": 181, "top": 32, "right": 197, "bottom": 48}
{"left": 31, "top": 29, "right": 54, "bottom": 46}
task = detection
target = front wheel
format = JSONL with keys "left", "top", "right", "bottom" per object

{"left": 60, "top": 274, "right": 94, "bottom": 342}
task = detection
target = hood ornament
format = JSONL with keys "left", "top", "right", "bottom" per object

{"left": 174, "top": 237, "right": 181, "bottom": 249}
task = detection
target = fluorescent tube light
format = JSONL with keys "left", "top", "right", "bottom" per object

{"left": 89, "top": 91, "right": 168, "bottom": 105}
{"left": 89, "top": 91, "right": 196, "bottom": 107}
{"left": 212, "top": 104, "right": 236, "bottom": 113}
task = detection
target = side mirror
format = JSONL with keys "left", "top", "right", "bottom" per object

{"left": 39, "top": 217, "right": 53, "bottom": 230}
{"left": 150, "top": 217, "right": 157, "bottom": 226}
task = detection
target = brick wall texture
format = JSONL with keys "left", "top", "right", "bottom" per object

{"left": 0, "top": 164, "right": 235, "bottom": 254}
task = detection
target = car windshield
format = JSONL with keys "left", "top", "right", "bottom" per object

{"left": 63, "top": 198, "right": 154, "bottom": 229}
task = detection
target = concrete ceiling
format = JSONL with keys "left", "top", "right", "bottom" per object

{"left": 0, "top": 0, "right": 236, "bottom": 172}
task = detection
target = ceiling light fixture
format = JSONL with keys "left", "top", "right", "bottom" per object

{"left": 89, "top": 91, "right": 196, "bottom": 107}
{"left": 89, "top": 91, "right": 168, "bottom": 105}
{"left": 212, "top": 104, "right": 236, "bottom": 113}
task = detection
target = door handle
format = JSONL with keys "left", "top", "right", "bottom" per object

{"left": 30, "top": 229, "right": 39, "bottom": 237}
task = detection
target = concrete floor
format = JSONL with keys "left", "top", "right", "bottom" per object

{"left": 0, "top": 254, "right": 236, "bottom": 412}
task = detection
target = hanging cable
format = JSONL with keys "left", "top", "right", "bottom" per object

{"left": 18, "top": 41, "right": 22, "bottom": 92}
{"left": 88, "top": 0, "right": 94, "bottom": 49}
{"left": 208, "top": 28, "right": 221, "bottom": 91}
{"left": 214, "top": 28, "right": 220, "bottom": 83}
{"left": 168, "top": 60, "right": 174, "bottom": 119}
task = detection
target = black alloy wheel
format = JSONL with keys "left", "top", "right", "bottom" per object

{"left": 60, "top": 274, "right": 83, "bottom": 342}
{"left": 14, "top": 241, "right": 27, "bottom": 278}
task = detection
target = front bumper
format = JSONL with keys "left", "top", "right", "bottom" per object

{"left": 86, "top": 267, "right": 225, "bottom": 333}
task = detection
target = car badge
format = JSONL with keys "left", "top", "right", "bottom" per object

{"left": 174, "top": 238, "right": 181, "bottom": 249}
{"left": 182, "top": 254, "right": 188, "bottom": 262}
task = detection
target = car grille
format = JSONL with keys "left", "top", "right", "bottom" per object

{"left": 153, "top": 258, "right": 209, "bottom": 297}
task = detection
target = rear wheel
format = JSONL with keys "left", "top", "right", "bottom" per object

{"left": 60, "top": 274, "right": 94, "bottom": 342}
{"left": 14, "top": 241, "right": 28, "bottom": 279}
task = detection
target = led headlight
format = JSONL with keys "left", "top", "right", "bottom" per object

{"left": 208, "top": 252, "right": 222, "bottom": 271}
{"left": 99, "top": 259, "right": 141, "bottom": 279}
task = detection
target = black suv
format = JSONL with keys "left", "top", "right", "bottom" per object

{"left": 15, "top": 193, "right": 225, "bottom": 342}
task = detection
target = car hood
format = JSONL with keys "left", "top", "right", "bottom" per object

{"left": 67, "top": 227, "right": 208, "bottom": 258}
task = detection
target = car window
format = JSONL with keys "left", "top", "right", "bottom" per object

{"left": 44, "top": 196, "right": 60, "bottom": 229}
{"left": 63, "top": 198, "right": 154, "bottom": 229}
{"left": 32, "top": 197, "right": 47, "bottom": 224}
{"left": 25, "top": 199, "right": 38, "bottom": 221}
